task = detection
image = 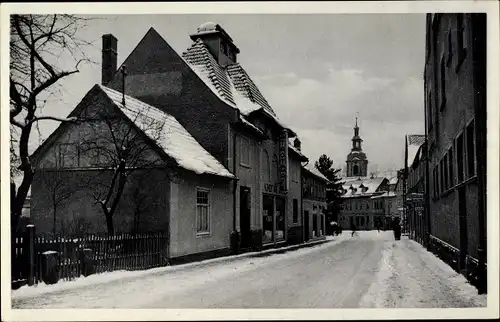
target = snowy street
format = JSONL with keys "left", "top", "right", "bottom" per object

{"left": 11, "top": 231, "right": 486, "bottom": 309}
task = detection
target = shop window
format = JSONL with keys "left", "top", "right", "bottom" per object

{"left": 196, "top": 189, "right": 210, "bottom": 235}
{"left": 263, "top": 195, "right": 274, "bottom": 244}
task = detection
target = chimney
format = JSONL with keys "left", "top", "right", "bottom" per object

{"left": 102, "top": 34, "right": 118, "bottom": 85}
{"left": 293, "top": 138, "right": 301, "bottom": 151}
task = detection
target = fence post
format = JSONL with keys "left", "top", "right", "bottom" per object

{"left": 26, "top": 225, "right": 36, "bottom": 286}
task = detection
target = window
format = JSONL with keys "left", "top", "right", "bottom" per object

{"left": 447, "top": 29, "right": 453, "bottom": 67}
{"left": 456, "top": 13, "right": 467, "bottom": 71}
{"left": 428, "top": 91, "right": 433, "bottom": 131}
{"left": 457, "top": 133, "right": 465, "bottom": 182}
{"left": 196, "top": 189, "right": 210, "bottom": 235}
{"left": 293, "top": 199, "right": 299, "bottom": 223}
{"left": 467, "top": 121, "right": 476, "bottom": 178}
{"left": 443, "top": 154, "right": 449, "bottom": 191}
{"left": 448, "top": 147, "right": 454, "bottom": 188}
{"left": 440, "top": 57, "right": 447, "bottom": 110}
{"left": 440, "top": 159, "right": 445, "bottom": 195}
{"left": 262, "top": 150, "right": 270, "bottom": 182}
{"left": 56, "top": 143, "right": 78, "bottom": 168}
{"left": 240, "top": 136, "right": 250, "bottom": 166}
{"left": 432, "top": 167, "right": 438, "bottom": 198}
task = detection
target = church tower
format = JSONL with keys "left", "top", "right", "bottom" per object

{"left": 346, "top": 117, "right": 368, "bottom": 177}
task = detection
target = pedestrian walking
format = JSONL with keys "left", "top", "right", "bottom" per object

{"left": 350, "top": 221, "right": 357, "bottom": 237}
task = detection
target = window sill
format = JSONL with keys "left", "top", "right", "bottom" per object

{"left": 239, "top": 163, "right": 251, "bottom": 169}
{"left": 196, "top": 232, "right": 211, "bottom": 238}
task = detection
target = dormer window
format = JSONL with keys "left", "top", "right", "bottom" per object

{"left": 220, "top": 42, "right": 228, "bottom": 55}
{"left": 228, "top": 50, "right": 235, "bottom": 61}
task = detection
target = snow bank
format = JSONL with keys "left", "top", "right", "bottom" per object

{"left": 359, "top": 237, "right": 487, "bottom": 308}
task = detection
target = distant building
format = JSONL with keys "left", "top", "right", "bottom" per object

{"left": 337, "top": 118, "right": 394, "bottom": 230}
{"left": 424, "top": 14, "right": 486, "bottom": 292}
{"left": 345, "top": 117, "right": 368, "bottom": 177}
{"left": 338, "top": 176, "right": 391, "bottom": 230}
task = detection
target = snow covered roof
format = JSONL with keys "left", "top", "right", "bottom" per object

{"left": 406, "top": 135, "right": 425, "bottom": 167}
{"left": 302, "top": 163, "right": 329, "bottom": 182}
{"left": 339, "top": 177, "right": 387, "bottom": 198}
{"left": 181, "top": 38, "right": 295, "bottom": 136}
{"left": 389, "top": 176, "right": 398, "bottom": 185}
{"left": 288, "top": 145, "right": 308, "bottom": 161}
{"left": 371, "top": 191, "right": 397, "bottom": 199}
{"left": 99, "top": 85, "right": 234, "bottom": 179}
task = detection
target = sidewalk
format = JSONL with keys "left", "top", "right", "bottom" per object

{"left": 11, "top": 235, "right": 339, "bottom": 300}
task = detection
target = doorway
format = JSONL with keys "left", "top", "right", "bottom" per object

{"left": 304, "top": 211, "right": 310, "bottom": 241}
{"left": 458, "top": 187, "right": 468, "bottom": 271}
{"left": 240, "top": 187, "right": 252, "bottom": 249}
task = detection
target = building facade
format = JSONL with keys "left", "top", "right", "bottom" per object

{"left": 338, "top": 176, "right": 390, "bottom": 230}
{"left": 102, "top": 23, "right": 309, "bottom": 251}
{"left": 30, "top": 85, "right": 236, "bottom": 262}
{"left": 405, "top": 135, "right": 427, "bottom": 244}
{"left": 302, "top": 163, "right": 329, "bottom": 241}
{"left": 424, "top": 13, "right": 486, "bottom": 293}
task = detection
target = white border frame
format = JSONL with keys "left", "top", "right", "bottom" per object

{"left": 1, "top": 1, "right": 499, "bottom": 321}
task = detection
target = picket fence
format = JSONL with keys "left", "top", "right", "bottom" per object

{"left": 11, "top": 228, "right": 169, "bottom": 289}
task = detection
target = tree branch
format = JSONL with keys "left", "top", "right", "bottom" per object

{"left": 25, "top": 115, "right": 79, "bottom": 126}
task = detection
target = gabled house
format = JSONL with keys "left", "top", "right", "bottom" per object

{"left": 100, "top": 22, "right": 306, "bottom": 250}
{"left": 301, "top": 162, "right": 329, "bottom": 241}
{"left": 30, "top": 84, "right": 236, "bottom": 261}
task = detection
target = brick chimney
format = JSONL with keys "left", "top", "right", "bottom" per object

{"left": 102, "top": 34, "right": 118, "bottom": 85}
{"left": 293, "top": 138, "right": 301, "bottom": 151}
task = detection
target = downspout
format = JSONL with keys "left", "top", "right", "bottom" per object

{"left": 472, "top": 13, "right": 487, "bottom": 294}
{"left": 302, "top": 160, "right": 309, "bottom": 242}
{"left": 424, "top": 83, "right": 431, "bottom": 250}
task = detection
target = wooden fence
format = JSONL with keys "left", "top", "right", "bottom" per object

{"left": 11, "top": 226, "right": 169, "bottom": 289}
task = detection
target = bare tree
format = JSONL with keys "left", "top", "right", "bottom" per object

{"left": 81, "top": 103, "right": 168, "bottom": 235}
{"left": 9, "top": 14, "right": 95, "bottom": 232}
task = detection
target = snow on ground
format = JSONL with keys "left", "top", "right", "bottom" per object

{"left": 11, "top": 231, "right": 487, "bottom": 309}
{"left": 11, "top": 235, "right": 348, "bottom": 301}
{"left": 359, "top": 236, "right": 487, "bottom": 308}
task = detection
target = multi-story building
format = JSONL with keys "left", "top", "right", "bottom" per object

{"left": 405, "top": 134, "right": 427, "bottom": 244}
{"left": 301, "top": 163, "right": 329, "bottom": 241}
{"left": 424, "top": 13, "right": 486, "bottom": 293}
{"left": 103, "top": 23, "right": 311, "bottom": 251}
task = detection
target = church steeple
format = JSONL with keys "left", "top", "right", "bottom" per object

{"left": 346, "top": 115, "right": 369, "bottom": 177}
{"left": 351, "top": 116, "right": 363, "bottom": 151}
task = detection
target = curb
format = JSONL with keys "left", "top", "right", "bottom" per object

{"left": 180, "top": 238, "right": 332, "bottom": 269}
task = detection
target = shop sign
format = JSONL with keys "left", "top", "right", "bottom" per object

{"left": 264, "top": 183, "right": 279, "bottom": 194}
{"left": 278, "top": 129, "right": 289, "bottom": 193}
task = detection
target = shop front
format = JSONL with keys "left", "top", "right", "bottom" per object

{"left": 262, "top": 183, "right": 287, "bottom": 245}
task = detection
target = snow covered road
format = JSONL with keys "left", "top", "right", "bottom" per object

{"left": 11, "top": 231, "right": 486, "bottom": 309}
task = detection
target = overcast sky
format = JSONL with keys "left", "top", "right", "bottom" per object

{"left": 28, "top": 14, "right": 426, "bottom": 176}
